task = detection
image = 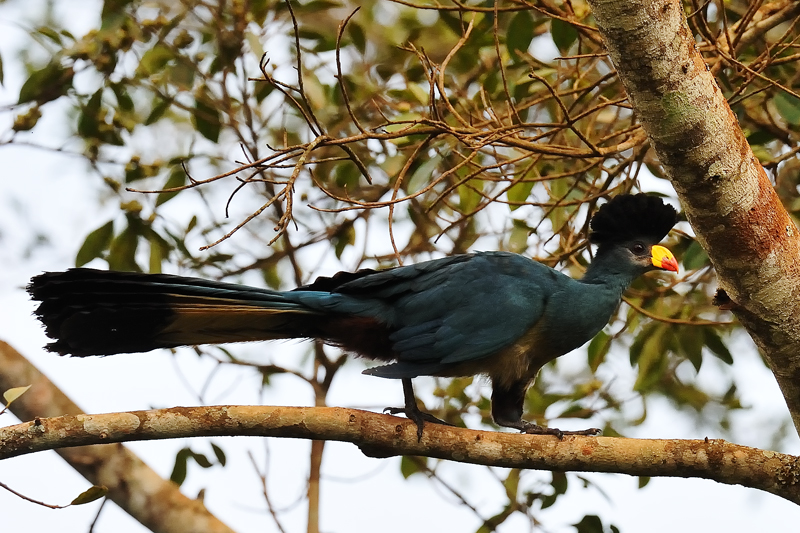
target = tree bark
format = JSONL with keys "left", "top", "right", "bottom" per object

{"left": 586, "top": 0, "right": 800, "bottom": 434}
{"left": 0, "top": 341, "right": 235, "bottom": 533}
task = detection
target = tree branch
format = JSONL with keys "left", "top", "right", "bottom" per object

{"left": 2, "top": 403, "right": 799, "bottom": 504}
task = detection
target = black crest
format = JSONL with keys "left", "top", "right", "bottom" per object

{"left": 589, "top": 193, "right": 678, "bottom": 245}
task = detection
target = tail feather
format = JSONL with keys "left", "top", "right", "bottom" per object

{"left": 28, "top": 268, "right": 320, "bottom": 356}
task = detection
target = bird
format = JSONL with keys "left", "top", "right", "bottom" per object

{"left": 28, "top": 193, "right": 678, "bottom": 439}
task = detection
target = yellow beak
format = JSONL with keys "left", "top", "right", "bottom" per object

{"left": 651, "top": 245, "right": 678, "bottom": 273}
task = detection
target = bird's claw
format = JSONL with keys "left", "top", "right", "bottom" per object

{"left": 521, "top": 425, "right": 601, "bottom": 439}
{"left": 383, "top": 406, "right": 453, "bottom": 441}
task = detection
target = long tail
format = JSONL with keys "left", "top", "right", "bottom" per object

{"left": 28, "top": 268, "right": 322, "bottom": 357}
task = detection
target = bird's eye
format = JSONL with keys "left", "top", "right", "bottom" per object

{"left": 631, "top": 242, "right": 646, "bottom": 254}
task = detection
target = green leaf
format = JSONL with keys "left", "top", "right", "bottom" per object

{"left": 164, "top": 227, "right": 194, "bottom": 262}
{"left": 408, "top": 83, "right": 429, "bottom": 106}
{"left": 149, "top": 238, "right": 164, "bottom": 273}
{"left": 170, "top": 448, "right": 191, "bottom": 485}
{"left": 406, "top": 153, "right": 441, "bottom": 194}
{"left": 677, "top": 326, "right": 703, "bottom": 372}
{"left": 334, "top": 160, "right": 360, "bottom": 189}
{"left": 507, "top": 180, "right": 535, "bottom": 211}
{"left": 631, "top": 323, "right": 668, "bottom": 391}
{"left": 170, "top": 446, "right": 216, "bottom": 484}
{"left": 629, "top": 322, "right": 656, "bottom": 365}
{"left": 251, "top": 0, "right": 270, "bottom": 24}
{"left": 190, "top": 450, "right": 213, "bottom": 468}
{"left": 193, "top": 92, "right": 222, "bottom": 142}
{"left": 439, "top": 11, "right": 465, "bottom": 37}
{"left": 294, "top": 0, "right": 343, "bottom": 13}
{"left": 746, "top": 129, "right": 776, "bottom": 146}
{"left": 111, "top": 83, "right": 134, "bottom": 112}
{"left": 682, "top": 240, "right": 709, "bottom": 270}
{"left": 36, "top": 26, "right": 63, "bottom": 45}
{"left": 78, "top": 89, "right": 104, "bottom": 138}
{"left": 18, "top": 63, "right": 73, "bottom": 104}
{"left": 156, "top": 166, "right": 186, "bottom": 206}
{"left": 76, "top": 220, "right": 114, "bottom": 267}
{"left": 551, "top": 18, "right": 578, "bottom": 55}
{"left": 400, "top": 456, "right": 426, "bottom": 478}
{"left": 507, "top": 219, "right": 530, "bottom": 253}
{"left": 634, "top": 344, "right": 667, "bottom": 392}
{"left": 348, "top": 23, "right": 366, "bottom": 54}
{"left": 125, "top": 158, "right": 144, "bottom": 183}
{"left": 540, "top": 492, "right": 557, "bottom": 509}
{"left": 254, "top": 81, "right": 274, "bottom": 103}
{"left": 262, "top": 263, "right": 281, "bottom": 289}
{"left": 101, "top": 0, "right": 132, "bottom": 29}
{"left": 245, "top": 30, "right": 265, "bottom": 59}
{"left": 146, "top": 97, "right": 172, "bottom": 125}
{"left": 638, "top": 476, "right": 651, "bottom": 488}
{"left": 444, "top": 376, "right": 472, "bottom": 409}
{"left": 107, "top": 223, "right": 140, "bottom": 272}
{"left": 70, "top": 485, "right": 108, "bottom": 505}
{"left": 147, "top": 229, "right": 171, "bottom": 273}
{"left": 552, "top": 471, "right": 568, "bottom": 495}
{"left": 774, "top": 92, "right": 800, "bottom": 126}
{"left": 503, "top": 469, "right": 520, "bottom": 495}
{"left": 211, "top": 442, "right": 227, "bottom": 466}
{"left": 332, "top": 223, "right": 356, "bottom": 259}
{"left": 384, "top": 111, "right": 424, "bottom": 134}
{"left": 3, "top": 385, "right": 31, "bottom": 406}
{"left": 507, "top": 10, "right": 534, "bottom": 59}
{"left": 573, "top": 514, "right": 605, "bottom": 533}
{"left": 169, "top": 60, "right": 196, "bottom": 90}
{"left": 704, "top": 329, "right": 733, "bottom": 365}
{"left": 137, "top": 44, "right": 174, "bottom": 77}
{"left": 457, "top": 180, "right": 481, "bottom": 213}
{"left": 587, "top": 331, "right": 611, "bottom": 372}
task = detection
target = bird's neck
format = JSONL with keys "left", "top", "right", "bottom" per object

{"left": 580, "top": 251, "right": 642, "bottom": 298}
{"left": 531, "top": 251, "right": 641, "bottom": 358}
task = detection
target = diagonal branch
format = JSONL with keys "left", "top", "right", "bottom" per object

{"left": 0, "top": 341, "right": 236, "bottom": 533}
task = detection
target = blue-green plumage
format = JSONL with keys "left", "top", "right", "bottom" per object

{"left": 28, "top": 193, "right": 679, "bottom": 437}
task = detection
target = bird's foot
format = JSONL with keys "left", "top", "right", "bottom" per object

{"left": 497, "top": 418, "right": 601, "bottom": 439}
{"left": 386, "top": 378, "right": 455, "bottom": 441}
{"left": 521, "top": 423, "right": 601, "bottom": 439}
{"left": 383, "top": 406, "right": 453, "bottom": 441}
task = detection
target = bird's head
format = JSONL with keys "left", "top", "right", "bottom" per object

{"left": 611, "top": 240, "right": 679, "bottom": 274}
{"left": 589, "top": 194, "right": 679, "bottom": 275}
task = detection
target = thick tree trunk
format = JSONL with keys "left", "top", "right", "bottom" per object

{"left": 587, "top": 0, "right": 800, "bottom": 435}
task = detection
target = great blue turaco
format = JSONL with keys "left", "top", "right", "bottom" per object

{"left": 29, "top": 193, "right": 679, "bottom": 438}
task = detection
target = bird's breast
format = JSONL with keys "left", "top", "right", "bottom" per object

{"left": 466, "top": 320, "right": 559, "bottom": 389}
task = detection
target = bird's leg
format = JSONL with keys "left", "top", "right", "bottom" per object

{"left": 491, "top": 380, "right": 601, "bottom": 439}
{"left": 384, "top": 378, "right": 453, "bottom": 440}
